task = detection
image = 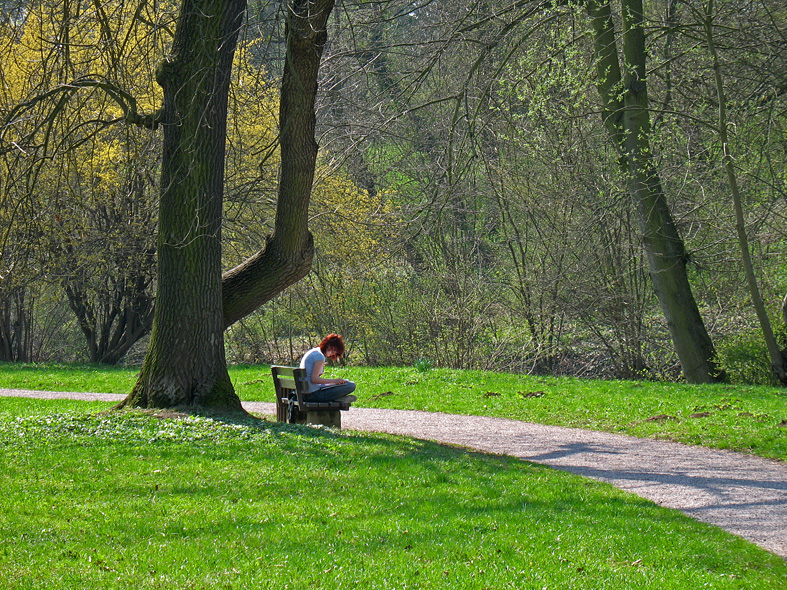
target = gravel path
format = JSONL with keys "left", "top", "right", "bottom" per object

{"left": 4, "top": 388, "right": 787, "bottom": 559}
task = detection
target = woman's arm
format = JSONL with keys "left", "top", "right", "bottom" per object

{"left": 309, "top": 361, "right": 347, "bottom": 386}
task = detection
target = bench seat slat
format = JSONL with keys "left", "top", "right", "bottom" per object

{"left": 275, "top": 396, "right": 351, "bottom": 411}
{"left": 300, "top": 401, "right": 351, "bottom": 410}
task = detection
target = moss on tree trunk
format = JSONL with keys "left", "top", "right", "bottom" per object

{"left": 120, "top": 0, "right": 246, "bottom": 411}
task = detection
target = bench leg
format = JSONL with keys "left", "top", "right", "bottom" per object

{"left": 306, "top": 410, "right": 342, "bottom": 428}
{"left": 287, "top": 401, "right": 307, "bottom": 425}
{"left": 276, "top": 398, "right": 289, "bottom": 422}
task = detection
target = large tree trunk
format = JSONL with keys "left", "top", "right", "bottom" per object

{"left": 121, "top": 0, "right": 336, "bottom": 410}
{"left": 587, "top": 0, "right": 724, "bottom": 383}
{"left": 119, "top": 0, "right": 247, "bottom": 411}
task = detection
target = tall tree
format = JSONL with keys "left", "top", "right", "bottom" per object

{"left": 699, "top": 0, "right": 787, "bottom": 384}
{"left": 585, "top": 0, "right": 724, "bottom": 383}
{"left": 119, "top": 0, "right": 248, "bottom": 409}
{"left": 121, "top": 0, "right": 336, "bottom": 410}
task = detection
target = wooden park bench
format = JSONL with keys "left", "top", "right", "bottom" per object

{"left": 271, "top": 365, "right": 354, "bottom": 428}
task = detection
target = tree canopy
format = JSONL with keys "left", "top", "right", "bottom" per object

{"left": 3, "top": 0, "right": 787, "bottom": 393}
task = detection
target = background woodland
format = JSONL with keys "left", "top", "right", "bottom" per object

{"left": 2, "top": 0, "right": 786, "bottom": 385}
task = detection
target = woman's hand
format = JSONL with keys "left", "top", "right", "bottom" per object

{"left": 310, "top": 361, "right": 348, "bottom": 386}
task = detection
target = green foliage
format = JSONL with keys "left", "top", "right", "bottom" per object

{"left": 716, "top": 332, "right": 778, "bottom": 386}
{"left": 3, "top": 0, "right": 787, "bottom": 384}
{"left": 413, "top": 357, "right": 433, "bottom": 372}
{"left": 1, "top": 399, "right": 785, "bottom": 588}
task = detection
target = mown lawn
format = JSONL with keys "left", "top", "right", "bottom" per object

{"left": 1, "top": 396, "right": 785, "bottom": 589}
{"left": 4, "top": 362, "right": 783, "bottom": 460}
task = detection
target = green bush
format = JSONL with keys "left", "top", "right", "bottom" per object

{"left": 716, "top": 331, "right": 776, "bottom": 385}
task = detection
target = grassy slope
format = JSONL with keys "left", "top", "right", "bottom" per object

{"left": 1, "top": 396, "right": 786, "bottom": 589}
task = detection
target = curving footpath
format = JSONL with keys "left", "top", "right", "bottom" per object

{"left": 3, "top": 389, "right": 786, "bottom": 559}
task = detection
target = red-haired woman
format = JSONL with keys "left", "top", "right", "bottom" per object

{"left": 299, "top": 333, "right": 357, "bottom": 402}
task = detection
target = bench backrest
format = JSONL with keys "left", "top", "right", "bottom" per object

{"left": 271, "top": 365, "right": 310, "bottom": 407}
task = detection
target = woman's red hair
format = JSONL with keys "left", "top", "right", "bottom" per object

{"left": 319, "top": 333, "right": 345, "bottom": 357}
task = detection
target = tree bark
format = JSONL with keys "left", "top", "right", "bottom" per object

{"left": 121, "top": 0, "right": 336, "bottom": 410}
{"left": 586, "top": 0, "right": 724, "bottom": 383}
{"left": 222, "top": 0, "right": 336, "bottom": 327}
{"left": 120, "top": 0, "right": 247, "bottom": 411}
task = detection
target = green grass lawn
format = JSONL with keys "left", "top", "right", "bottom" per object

{"left": 1, "top": 396, "right": 785, "bottom": 589}
{"left": 3, "top": 362, "right": 785, "bottom": 461}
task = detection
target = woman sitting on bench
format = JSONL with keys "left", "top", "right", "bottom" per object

{"left": 299, "top": 333, "right": 357, "bottom": 403}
